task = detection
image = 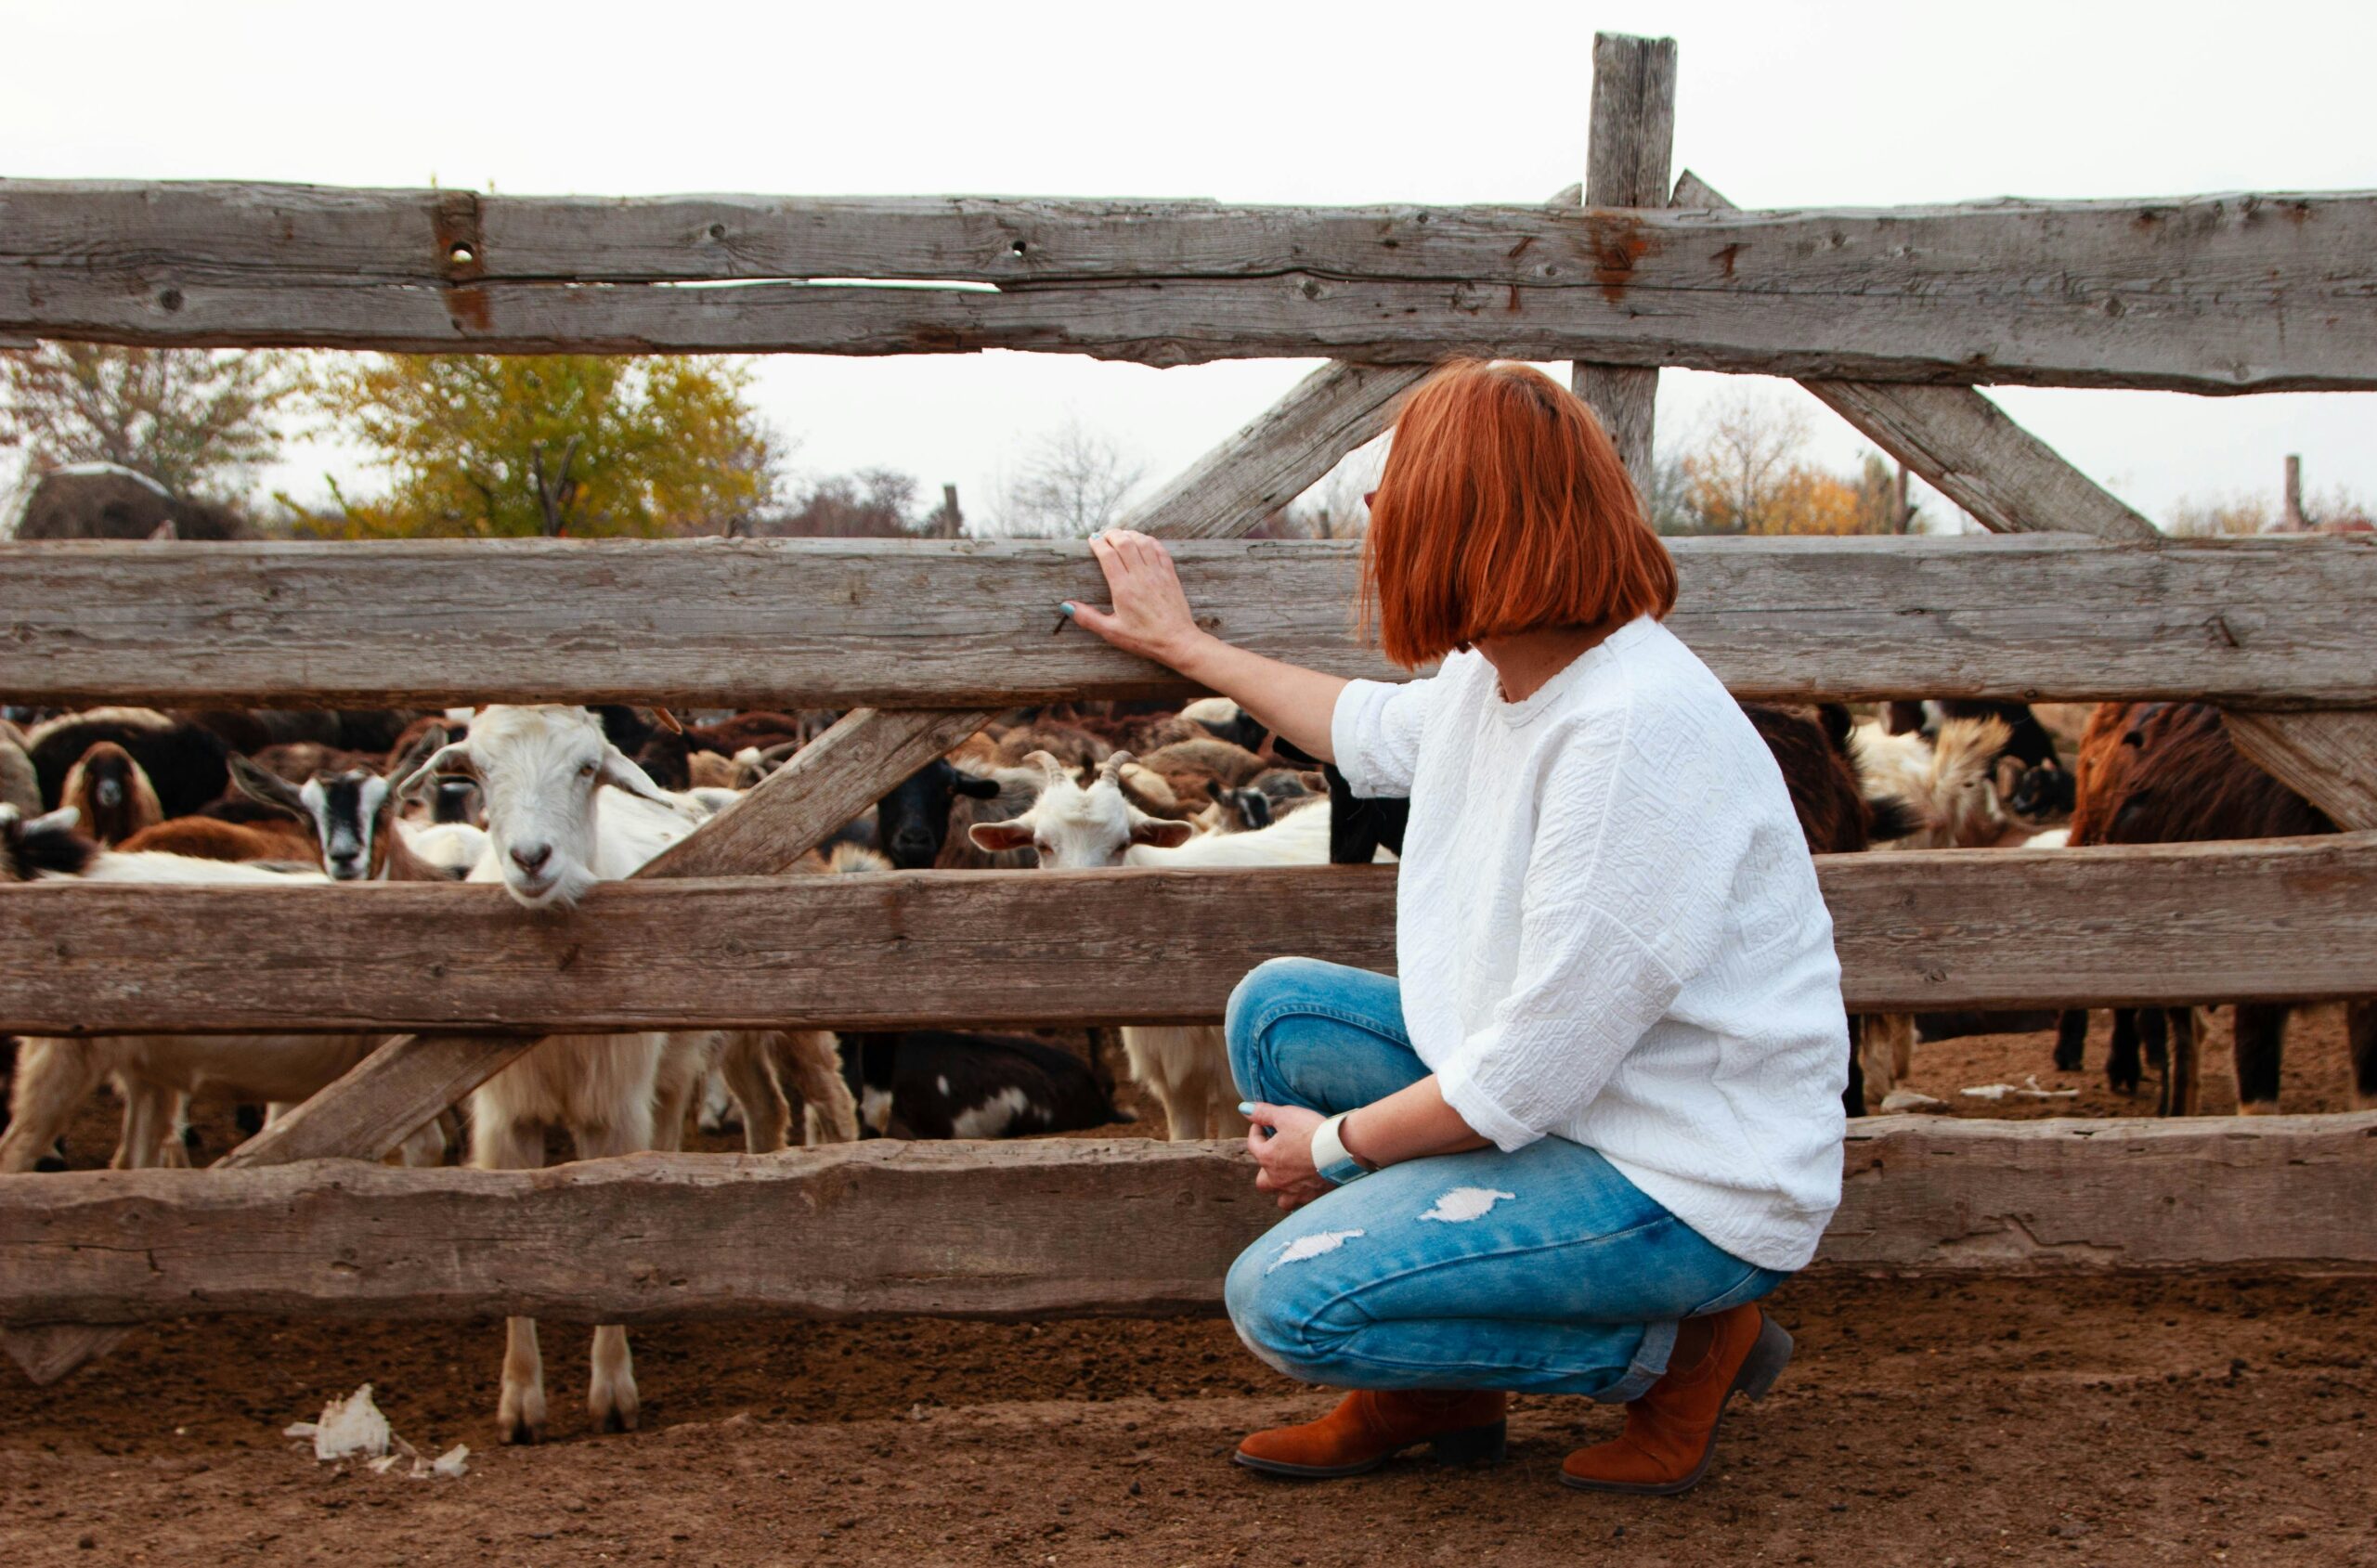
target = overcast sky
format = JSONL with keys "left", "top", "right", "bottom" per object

{"left": 8, "top": 0, "right": 2374, "bottom": 529}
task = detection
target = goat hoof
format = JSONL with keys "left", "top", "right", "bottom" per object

{"left": 500, "top": 1417, "right": 541, "bottom": 1446}
{"left": 596, "top": 1404, "right": 638, "bottom": 1435}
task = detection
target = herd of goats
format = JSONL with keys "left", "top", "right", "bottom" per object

{"left": 0, "top": 684, "right": 2369, "bottom": 1437}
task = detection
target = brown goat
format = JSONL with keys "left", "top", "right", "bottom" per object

{"left": 60, "top": 742, "right": 164, "bottom": 847}
{"left": 2057, "top": 701, "right": 2365, "bottom": 1113}
{"left": 120, "top": 815, "right": 317, "bottom": 864}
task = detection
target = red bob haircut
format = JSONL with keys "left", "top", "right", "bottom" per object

{"left": 1361, "top": 359, "right": 1677, "bottom": 669}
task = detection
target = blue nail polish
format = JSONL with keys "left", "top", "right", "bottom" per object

{"left": 1237, "top": 1101, "right": 1256, "bottom": 1117}
{"left": 1058, "top": 602, "right": 1075, "bottom": 616}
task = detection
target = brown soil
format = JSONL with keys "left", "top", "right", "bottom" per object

{"left": 4, "top": 1017, "right": 2372, "bottom": 1566}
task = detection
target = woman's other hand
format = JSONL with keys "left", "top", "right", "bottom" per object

{"left": 1066, "top": 529, "right": 1208, "bottom": 669}
{"left": 1243, "top": 1101, "right": 1333, "bottom": 1212}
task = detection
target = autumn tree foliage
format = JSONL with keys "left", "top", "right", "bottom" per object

{"left": 0, "top": 343, "right": 305, "bottom": 499}
{"left": 299, "top": 355, "right": 778, "bottom": 538}
{"left": 1662, "top": 386, "right": 1914, "bottom": 537}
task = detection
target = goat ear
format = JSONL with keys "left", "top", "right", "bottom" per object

{"left": 968, "top": 820, "right": 1036, "bottom": 853}
{"left": 385, "top": 724, "right": 448, "bottom": 783}
{"left": 596, "top": 745, "right": 683, "bottom": 810}
{"left": 396, "top": 741, "right": 475, "bottom": 803}
{"left": 228, "top": 755, "right": 307, "bottom": 819}
{"left": 952, "top": 770, "right": 1003, "bottom": 800}
{"left": 1130, "top": 816, "right": 1196, "bottom": 849}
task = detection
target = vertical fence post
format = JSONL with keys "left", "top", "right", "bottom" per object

{"left": 1574, "top": 32, "right": 1678, "bottom": 488}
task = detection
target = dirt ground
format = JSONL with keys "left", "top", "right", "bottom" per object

{"left": 3, "top": 1012, "right": 2372, "bottom": 1566}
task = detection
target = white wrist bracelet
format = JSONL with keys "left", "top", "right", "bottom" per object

{"left": 1310, "top": 1112, "right": 1372, "bottom": 1186}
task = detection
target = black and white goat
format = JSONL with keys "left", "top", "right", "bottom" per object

{"left": 229, "top": 728, "right": 483, "bottom": 883}
{"left": 840, "top": 1030, "right": 1122, "bottom": 1139}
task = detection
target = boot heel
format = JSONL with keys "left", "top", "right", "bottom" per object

{"left": 1737, "top": 1314, "right": 1794, "bottom": 1403}
{"left": 1429, "top": 1420, "right": 1507, "bottom": 1467}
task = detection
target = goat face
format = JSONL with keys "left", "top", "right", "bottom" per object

{"left": 966, "top": 751, "right": 1193, "bottom": 869}
{"left": 403, "top": 706, "right": 678, "bottom": 909}
{"left": 877, "top": 758, "right": 1002, "bottom": 871}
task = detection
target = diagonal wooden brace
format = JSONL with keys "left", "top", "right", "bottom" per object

{"left": 1675, "top": 168, "right": 2377, "bottom": 834}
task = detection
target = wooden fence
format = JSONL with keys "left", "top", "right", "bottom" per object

{"left": 3, "top": 32, "right": 2375, "bottom": 1384}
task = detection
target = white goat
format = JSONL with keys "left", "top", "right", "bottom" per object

{"left": 968, "top": 752, "right": 1339, "bottom": 1139}
{"left": 0, "top": 809, "right": 451, "bottom": 1171}
{"left": 402, "top": 706, "right": 854, "bottom": 1443}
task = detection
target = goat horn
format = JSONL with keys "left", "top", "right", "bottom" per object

{"left": 1098, "top": 750, "right": 1136, "bottom": 786}
{"left": 1021, "top": 749, "right": 1068, "bottom": 787}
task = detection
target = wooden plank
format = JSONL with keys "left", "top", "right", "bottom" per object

{"left": 1573, "top": 32, "right": 1677, "bottom": 481}
{"left": 9, "top": 179, "right": 2377, "bottom": 390}
{"left": 5, "top": 834, "right": 2375, "bottom": 1037}
{"left": 0, "top": 532, "right": 2369, "bottom": 710}
{"left": 2223, "top": 710, "right": 2377, "bottom": 832}
{"left": 1801, "top": 381, "right": 2162, "bottom": 543}
{"left": 2, "top": 1113, "right": 2370, "bottom": 1329}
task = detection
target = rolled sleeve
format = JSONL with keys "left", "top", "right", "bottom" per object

{"left": 1330, "top": 676, "right": 1439, "bottom": 799}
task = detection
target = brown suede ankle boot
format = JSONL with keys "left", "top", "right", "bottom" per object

{"left": 1234, "top": 1389, "right": 1507, "bottom": 1478}
{"left": 1560, "top": 1305, "right": 1791, "bottom": 1496}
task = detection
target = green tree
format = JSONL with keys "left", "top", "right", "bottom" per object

{"left": 299, "top": 355, "right": 778, "bottom": 538}
{"left": 0, "top": 343, "right": 304, "bottom": 499}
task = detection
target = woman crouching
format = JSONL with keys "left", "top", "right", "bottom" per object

{"left": 1061, "top": 360, "right": 1845, "bottom": 1494}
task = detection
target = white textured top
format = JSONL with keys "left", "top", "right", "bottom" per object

{"left": 1331, "top": 617, "right": 1847, "bottom": 1271}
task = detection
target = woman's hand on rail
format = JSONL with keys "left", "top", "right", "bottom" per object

{"left": 1243, "top": 1101, "right": 1333, "bottom": 1213}
{"left": 1065, "top": 529, "right": 1211, "bottom": 670}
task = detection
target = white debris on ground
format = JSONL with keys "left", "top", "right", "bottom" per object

{"left": 1960, "top": 1075, "right": 2081, "bottom": 1103}
{"left": 1878, "top": 1088, "right": 1947, "bottom": 1112}
{"left": 283, "top": 1384, "right": 467, "bottom": 1479}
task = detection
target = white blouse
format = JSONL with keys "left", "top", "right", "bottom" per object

{"left": 1331, "top": 617, "right": 1848, "bottom": 1272}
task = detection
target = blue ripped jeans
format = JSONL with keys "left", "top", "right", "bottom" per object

{"left": 1222, "top": 957, "right": 1787, "bottom": 1404}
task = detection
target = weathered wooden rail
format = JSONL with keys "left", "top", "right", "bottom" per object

{"left": 6, "top": 181, "right": 2376, "bottom": 389}
{"left": 1, "top": 531, "right": 2370, "bottom": 710}
{"left": 4, "top": 836, "right": 2375, "bottom": 1038}
{"left": 2, "top": 1117, "right": 2371, "bottom": 1328}
{"left": 5, "top": 30, "right": 2377, "bottom": 1380}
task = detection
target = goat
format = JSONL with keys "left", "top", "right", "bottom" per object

{"left": 874, "top": 758, "right": 1004, "bottom": 870}
{"left": 230, "top": 728, "right": 481, "bottom": 884}
{"left": 118, "top": 814, "right": 317, "bottom": 863}
{"left": 1884, "top": 699, "right": 2073, "bottom": 834}
{"left": 400, "top": 705, "right": 854, "bottom": 1443}
{"left": 1179, "top": 694, "right": 1272, "bottom": 754}
{"left": 1273, "top": 736, "right": 1411, "bottom": 864}
{"left": 0, "top": 806, "right": 451, "bottom": 1173}
{"left": 2056, "top": 701, "right": 2367, "bottom": 1113}
{"left": 839, "top": 1030, "right": 1123, "bottom": 1139}
{"left": 0, "top": 726, "right": 41, "bottom": 817}
{"left": 59, "top": 741, "right": 163, "bottom": 846}
{"left": 970, "top": 752, "right": 1350, "bottom": 1138}
{"left": 27, "top": 706, "right": 230, "bottom": 818}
